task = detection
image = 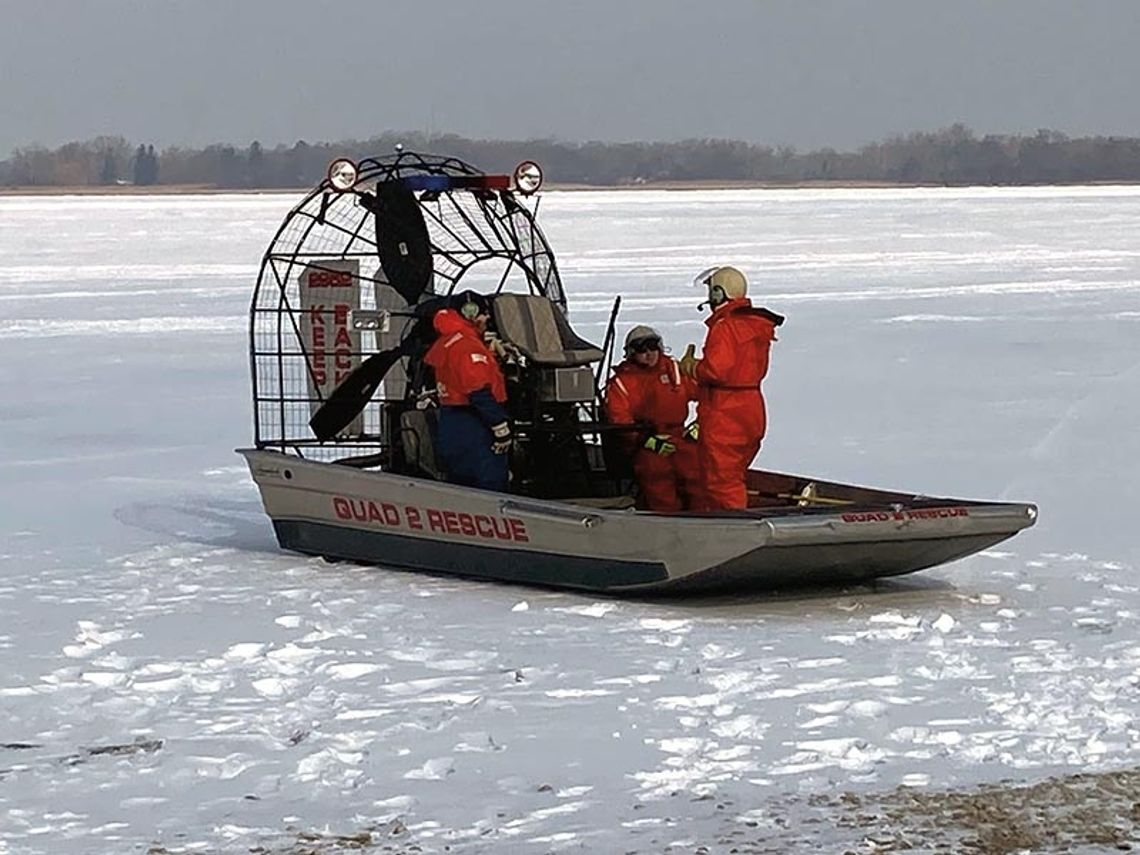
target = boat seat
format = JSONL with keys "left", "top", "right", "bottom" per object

{"left": 492, "top": 294, "right": 604, "bottom": 367}
{"left": 400, "top": 409, "right": 445, "bottom": 480}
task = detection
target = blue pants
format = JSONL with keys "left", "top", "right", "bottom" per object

{"left": 435, "top": 407, "right": 509, "bottom": 492}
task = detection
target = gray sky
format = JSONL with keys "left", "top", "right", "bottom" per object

{"left": 2, "top": 0, "right": 1138, "bottom": 155}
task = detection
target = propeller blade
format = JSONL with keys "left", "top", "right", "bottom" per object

{"left": 372, "top": 181, "right": 433, "bottom": 305}
{"left": 308, "top": 344, "right": 409, "bottom": 441}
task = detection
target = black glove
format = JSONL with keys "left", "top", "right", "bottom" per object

{"left": 490, "top": 422, "right": 512, "bottom": 455}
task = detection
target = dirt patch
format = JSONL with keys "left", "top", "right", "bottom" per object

{"left": 154, "top": 767, "right": 1139, "bottom": 853}
{"left": 798, "top": 766, "right": 1140, "bottom": 853}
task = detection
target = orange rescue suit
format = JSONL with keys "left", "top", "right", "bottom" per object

{"left": 424, "top": 309, "right": 507, "bottom": 408}
{"left": 604, "top": 355, "right": 700, "bottom": 512}
{"left": 695, "top": 297, "right": 781, "bottom": 510}
{"left": 423, "top": 309, "right": 510, "bottom": 491}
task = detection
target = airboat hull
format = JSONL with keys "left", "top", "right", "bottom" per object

{"left": 239, "top": 449, "right": 1037, "bottom": 594}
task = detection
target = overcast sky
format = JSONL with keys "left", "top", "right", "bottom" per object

{"left": 2, "top": 0, "right": 1138, "bottom": 155}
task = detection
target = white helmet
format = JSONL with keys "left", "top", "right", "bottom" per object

{"left": 694, "top": 265, "right": 747, "bottom": 307}
{"left": 624, "top": 324, "right": 662, "bottom": 354}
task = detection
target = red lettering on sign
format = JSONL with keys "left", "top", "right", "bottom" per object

{"left": 328, "top": 303, "right": 353, "bottom": 383}
{"left": 509, "top": 518, "right": 530, "bottom": 543}
{"left": 330, "top": 497, "right": 531, "bottom": 543}
{"left": 442, "top": 510, "right": 460, "bottom": 535}
{"left": 308, "top": 270, "right": 354, "bottom": 288}
{"left": 491, "top": 517, "right": 512, "bottom": 540}
{"left": 841, "top": 507, "right": 971, "bottom": 523}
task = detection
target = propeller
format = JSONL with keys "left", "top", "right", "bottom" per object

{"left": 308, "top": 179, "right": 434, "bottom": 440}
{"left": 308, "top": 339, "right": 416, "bottom": 441}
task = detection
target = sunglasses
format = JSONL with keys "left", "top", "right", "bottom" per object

{"left": 630, "top": 338, "right": 661, "bottom": 354}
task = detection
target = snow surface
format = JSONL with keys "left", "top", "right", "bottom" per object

{"left": 1, "top": 187, "right": 1139, "bottom": 853}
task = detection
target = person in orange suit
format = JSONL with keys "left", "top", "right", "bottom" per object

{"left": 679, "top": 266, "right": 784, "bottom": 510}
{"left": 604, "top": 325, "right": 700, "bottom": 511}
{"left": 424, "top": 292, "right": 512, "bottom": 492}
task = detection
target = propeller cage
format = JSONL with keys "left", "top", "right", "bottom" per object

{"left": 249, "top": 151, "right": 566, "bottom": 462}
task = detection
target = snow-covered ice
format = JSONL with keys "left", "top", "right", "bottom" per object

{"left": 1, "top": 186, "right": 1139, "bottom": 852}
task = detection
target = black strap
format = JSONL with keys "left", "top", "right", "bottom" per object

{"left": 750, "top": 306, "right": 785, "bottom": 326}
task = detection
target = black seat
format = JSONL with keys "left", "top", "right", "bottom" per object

{"left": 399, "top": 409, "right": 445, "bottom": 480}
{"left": 491, "top": 294, "right": 604, "bottom": 367}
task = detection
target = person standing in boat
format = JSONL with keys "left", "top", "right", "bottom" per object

{"left": 679, "top": 266, "right": 784, "bottom": 510}
{"left": 424, "top": 292, "right": 512, "bottom": 492}
{"left": 604, "top": 325, "right": 700, "bottom": 512}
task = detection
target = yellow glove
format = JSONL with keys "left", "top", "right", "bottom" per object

{"left": 643, "top": 434, "right": 677, "bottom": 456}
{"left": 678, "top": 343, "right": 699, "bottom": 379}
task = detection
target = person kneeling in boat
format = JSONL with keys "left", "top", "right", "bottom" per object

{"left": 424, "top": 292, "right": 512, "bottom": 492}
{"left": 604, "top": 325, "right": 700, "bottom": 512}
{"left": 680, "top": 266, "right": 784, "bottom": 511}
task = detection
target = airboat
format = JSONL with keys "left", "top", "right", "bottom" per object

{"left": 238, "top": 149, "right": 1037, "bottom": 593}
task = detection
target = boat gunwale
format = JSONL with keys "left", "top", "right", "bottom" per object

{"left": 236, "top": 447, "right": 1038, "bottom": 524}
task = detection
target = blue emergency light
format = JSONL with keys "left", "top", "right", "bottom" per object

{"left": 400, "top": 174, "right": 511, "bottom": 192}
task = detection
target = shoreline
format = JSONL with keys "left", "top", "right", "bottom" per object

{"left": 3, "top": 178, "right": 1140, "bottom": 197}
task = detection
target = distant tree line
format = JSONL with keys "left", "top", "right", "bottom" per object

{"left": 133, "top": 144, "right": 159, "bottom": 185}
{"left": 4, "top": 125, "right": 1140, "bottom": 188}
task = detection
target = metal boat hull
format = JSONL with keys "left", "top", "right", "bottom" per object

{"left": 239, "top": 449, "right": 1037, "bottom": 594}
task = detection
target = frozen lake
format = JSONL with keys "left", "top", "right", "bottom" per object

{"left": 1, "top": 186, "right": 1139, "bottom": 852}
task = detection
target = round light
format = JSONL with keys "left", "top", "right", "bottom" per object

{"left": 327, "top": 158, "right": 358, "bottom": 192}
{"left": 513, "top": 160, "right": 543, "bottom": 195}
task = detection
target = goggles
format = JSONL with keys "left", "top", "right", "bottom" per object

{"left": 692, "top": 266, "right": 720, "bottom": 289}
{"left": 629, "top": 337, "right": 662, "bottom": 354}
